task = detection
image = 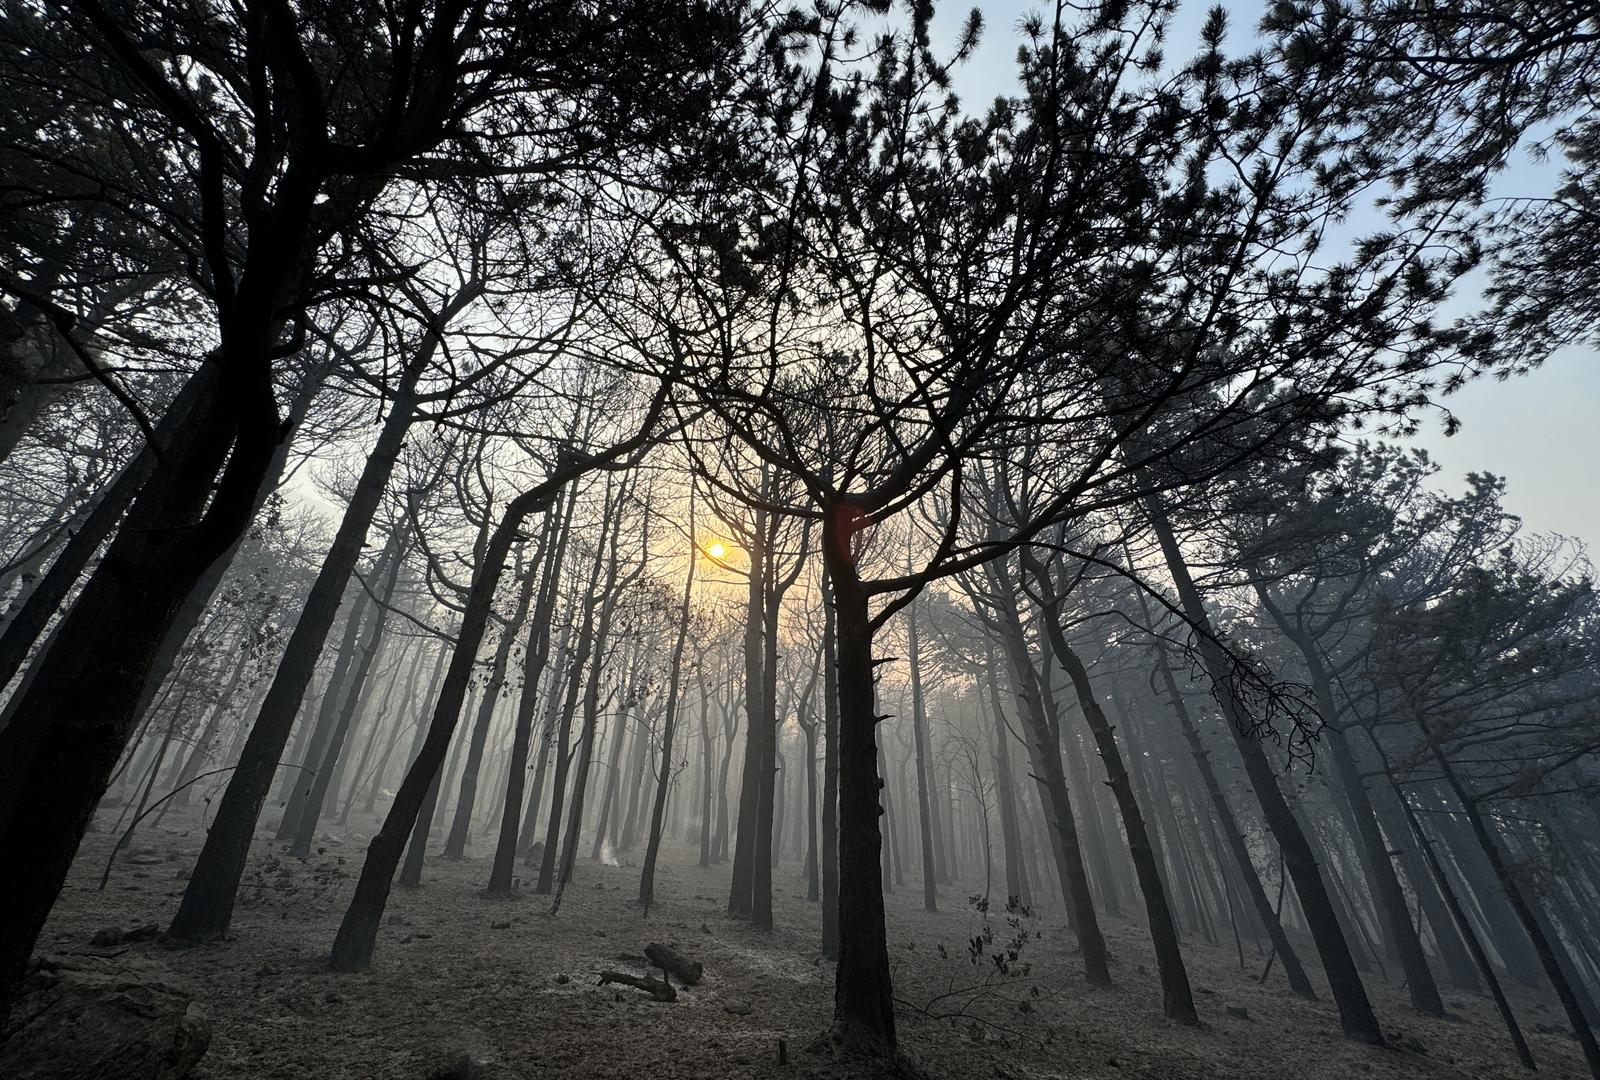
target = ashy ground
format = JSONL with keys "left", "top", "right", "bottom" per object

{"left": 31, "top": 805, "right": 1590, "bottom": 1079}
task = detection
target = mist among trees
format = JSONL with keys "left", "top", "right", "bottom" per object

{"left": 2, "top": 0, "right": 1599, "bottom": 1077}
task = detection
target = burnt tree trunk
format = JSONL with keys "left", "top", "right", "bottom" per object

{"left": 443, "top": 552, "right": 538, "bottom": 861}
{"left": 402, "top": 688, "right": 477, "bottom": 886}
{"left": 1399, "top": 790, "right": 1535, "bottom": 1069}
{"left": 697, "top": 672, "right": 715, "bottom": 869}
{"left": 820, "top": 573, "right": 841, "bottom": 959}
{"left": 905, "top": 600, "right": 940, "bottom": 913}
{"left": 278, "top": 581, "right": 376, "bottom": 842}
{"left": 1035, "top": 591, "right": 1198, "bottom": 1026}
{"left": 487, "top": 492, "right": 574, "bottom": 893}
{"left": 518, "top": 627, "right": 571, "bottom": 862}
{"left": 714, "top": 699, "right": 738, "bottom": 864}
{"left": 802, "top": 709, "right": 820, "bottom": 903}
{"left": 327, "top": 403, "right": 663, "bottom": 971}
{"left": 0, "top": 343, "right": 280, "bottom": 1002}
{"left": 0, "top": 370, "right": 207, "bottom": 697}
{"left": 535, "top": 518, "right": 613, "bottom": 894}
{"left": 1147, "top": 497, "right": 1381, "bottom": 1043}
{"left": 639, "top": 494, "right": 698, "bottom": 912}
{"left": 591, "top": 665, "right": 638, "bottom": 861}
{"left": 550, "top": 484, "right": 640, "bottom": 909}
{"left": 1257, "top": 587, "right": 1446, "bottom": 1016}
{"left": 1367, "top": 770, "right": 1480, "bottom": 991}
{"left": 163, "top": 652, "right": 250, "bottom": 816}
{"left": 728, "top": 509, "right": 767, "bottom": 919}
{"left": 1148, "top": 632, "right": 1316, "bottom": 997}
{"left": 824, "top": 510, "right": 895, "bottom": 1058}
{"left": 986, "top": 565, "right": 1109, "bottom": 985}
{"left": 290, "top": 533, "right": 406, "bottom": 857}
{"left": 1431, "top": 744, "right": 1600, "bottom": 1077}
{"left": 170, "top": 324, "right": 447, "bottom": 942}
{"left": 342, "top": 639, "right": 426, "bottom": 824}
{"left": 983, "top": 647, "right": 1031, "bottom": 909}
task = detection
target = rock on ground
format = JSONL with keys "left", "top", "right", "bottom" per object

{"left": 0, "top": 954, "right": 210, "bottom": 1080}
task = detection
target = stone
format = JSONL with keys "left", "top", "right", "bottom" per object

{"left": 0, "top": 955, "right": 210, "bottom": 1080}
{"left": 1226, "top": 1005, "right": 1250, "bottom": 1021}
{"left": 724, "top": 1001, "right": 754, "bottom": 1016}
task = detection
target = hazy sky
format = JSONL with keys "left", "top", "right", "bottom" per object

{"left": 921, "top": 0, "right": 1600, "bottom": 558}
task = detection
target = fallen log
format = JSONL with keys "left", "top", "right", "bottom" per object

{"left": 644, "top": 942, "right": 703, "bottom": 986}
{"left": 597, "top": 970, "right": 676, "bottom": 1002}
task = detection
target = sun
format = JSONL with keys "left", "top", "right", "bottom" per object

{"left": 707, "top": 541, "right": 727, "bottom": 560}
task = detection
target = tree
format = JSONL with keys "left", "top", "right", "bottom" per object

{"left": 327, "top": 380, "right": 670, "bottom": 972}
{"left": 1371, "top": 542, "right": 1600, "bottom": 1075}
{"left": 0, "top": 0, "right": 743, "bottom": 1005}
{"left": 639, "top": 488, "right": 701, "bottom": 912}
{"left": 1268, "top": 0, "right": 1600, "bottom": 374}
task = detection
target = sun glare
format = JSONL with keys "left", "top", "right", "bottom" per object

{"left": 707, "top": 541, "right": 727, "bottom": 560}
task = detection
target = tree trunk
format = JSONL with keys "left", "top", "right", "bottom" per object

{"left": 983, "top": 647, "right": 1031, "bottom": 909}
{"left": 1431, "top": 745, "right": 1600, "bottom": 1077}
{"left": 169, "top": 354, "right": 429, "bottom": 942}
{"left": 714, "top": 701, "right": 738, "bottom": 864}
{"left": 821, "top": 573, "right": 841, "bottom": 959}
{"left": 697, "top": 674, "right": 715, "bottom": 869}
{"left": 549, "top": 481, "right": 637, "bottom": 907}
{"left": 986, "top": 566, "right": 1109, "bottom": 985}
{"left": 536, "top": 506, "right": 615, "bottom": 894}
{"left": 1366, "top": 773, "right": 1480, "bottom": 991}
{"left": 164, "top": 655, "right": 250, "bottom": 815}
{"left": 290, "top": 534, "right": 405, "bottom": 857}
{"left": 618, "top": 704, "right": 653, "bottom": 851}
{"left": 0, "top": 372, "right": 205, "bottom": 697}
{"left": 1259, "top": 589, "right": 1446, "bottom": 1015}
{"left": 728, "top": 511, "right": 767, "bottom": 918}
{"left": 518, "top": 627, "right": 571, "bottom": 862}
{"left": 342, "top": 639, "right": 425, "bottom": 824}
{"left": 1117, "top": 691, "right": 1210, "bottom": 941}
{"left": 1038, "top": 599, "right": 1198, "bottom": 1025}
{"left": 278, "top": 582, "right": 376, "bottom": 841}
{"left": 443, "top": 555, "right": 538, "bottom": 861}
{"left": 0, "top": 345, "right": 280, "bottom": 1005}
{"left": 327, "top": 406, "right": 662, "bottom": 971}
{"left": 639, "top": 492, "right": 697, "bottom": 912}
{"left": 1147, "top": 496, "right": 1381, "bottom": 1043}
{"left": 487, "top": 494, "right": 573, "bottom": 893}
{"left": 1149, "top": 634, "right": 1316, "bottom": 996}
{"left": 905, "top": 600, "right": 939, "bottom": 912}
{"left": 1400, "top": 790, "right": 1535, "bottom": 1068}
{"left": 750, "top": 514, "right": 794, "bottom": 930}
{"left": 1427, "top": 788, "right": 1543, "bottom": 987}
{"left": 590, "top": 694, "right": 635, "bottom": 860}
{"left": 803, "top": 718, "right": 820, "bottom": 902}
{"left": 824, "top": 519, "right": 895, "bottom": 1058}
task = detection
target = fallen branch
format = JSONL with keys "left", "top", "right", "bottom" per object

{"left": 98, "top": 764, "right": 311, "bottom": 891}
{"left": 645, "top": 943, "right": 703, "bottom": 986}
{"left": 598, "top": 970, "right": 677, "bottom": 1002}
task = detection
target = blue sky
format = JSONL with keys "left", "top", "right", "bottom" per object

{"left": 918, "top": 0, "right": 1600, "bottom": 556}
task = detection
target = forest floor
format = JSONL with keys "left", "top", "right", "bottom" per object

{"left": 34, "top": 804, "right": 1589, "bottom": 1080}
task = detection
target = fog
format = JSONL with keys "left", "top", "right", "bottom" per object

{"left": 3, "top": 2, "right": 1599, "bottom": 1079}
